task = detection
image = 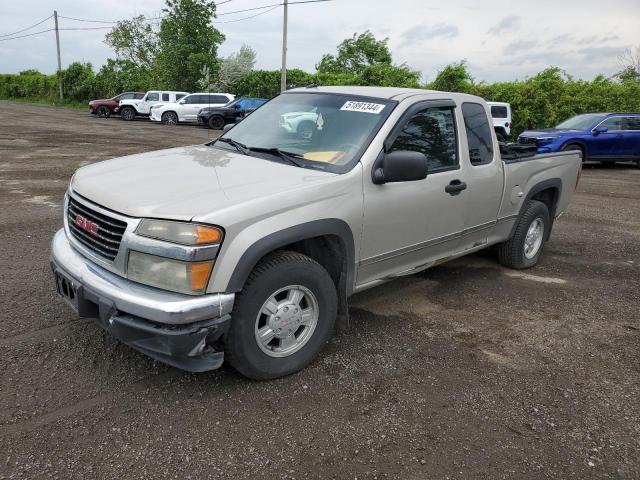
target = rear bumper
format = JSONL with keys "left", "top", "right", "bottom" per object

{"left": 50, "top": 229, "right": 235, "bottom": 372}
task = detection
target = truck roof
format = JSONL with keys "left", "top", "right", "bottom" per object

{"left": 287, "top": 85, "right": 443, "bottom": 101}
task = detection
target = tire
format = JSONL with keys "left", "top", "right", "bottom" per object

{"left": 562, "top": 143, "right": 585, "bottom": 162}
{"left": 497, "top": 200, "right": 550, "bottom": 269}
{"left": 496, "top": 132, "right": 507, "bottom": 143}
{"left": 296, "top": 120, "right": 316, "bottom": 140}
{"left": 208, "top": 115, "right": 225, "bottom": 130}
{"left": 120, "top": 106, "right": 136, "bottom": 121}
{"left": 162, "top": 111, "right": 179, "bottom": 126}
{"left": 224, "top": 251, "right": 338, "bottom": 380}
{"left": 96, "top": 105, "right": 110, "bottom": 118}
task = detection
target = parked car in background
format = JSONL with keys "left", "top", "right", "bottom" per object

{"left": 280, "top": 110, "right": 319, "bottom": 139}
{"left": 487, "top": 101, "right": 512, "bottom": 141}
{"left": 518, "top": 113, "right": 640, "bottom": 166}
{"left": 119, "top": 90, "right": 189, "bottom": 121}
{"left": 89, "top": 92, "right": 144, "bottom": 118}
{"left": 51, "top": 86, "right": 581, "bottom": 379}
{"left": 198, "top": 97, "right": 267, "bottom": 129}
{"left": 150, "top": 92, "right": 234, "bottom": 125}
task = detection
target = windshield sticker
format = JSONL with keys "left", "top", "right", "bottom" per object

{"left": 340, "top": 101, "right": 386, "bottom": 114}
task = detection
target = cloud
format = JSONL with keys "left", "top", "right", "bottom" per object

{"left": 400, "top": 23, "right": 459, "bottom": 47}
{"left": 488, "top": 15, "right": 521, "bottom": 34}
{"left": 578, "top": 45, "right": 627, "bottom": 62}
{"left": 504, "top": 40, "right": 538, "bottom": 54}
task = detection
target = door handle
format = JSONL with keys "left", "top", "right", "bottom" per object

{"left": 445, "top": 180, "right": 467, "bottom": 195}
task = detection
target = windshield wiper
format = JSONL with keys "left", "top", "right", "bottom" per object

{"left": 216, "top": 137, "right": 250, "bottom": 155}
{"left": 247, "top": 147, "right": 306, "bottom": 167}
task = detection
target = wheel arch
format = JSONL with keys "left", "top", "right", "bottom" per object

{"left": 509, "top": 178, "right": 562, "bottom": 241}
{"left": 561, "top": 140, "right": 587, "bottom": 160}
{"left": 224, "top": 219, "right": 356, "bottom": 332}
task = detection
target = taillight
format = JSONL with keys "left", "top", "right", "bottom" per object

{"left": 505, "top": 122, "right": 510, "bottom": 127}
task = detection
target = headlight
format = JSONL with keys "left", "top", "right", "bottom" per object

{"left": 128, "top": 251, "right": 213, "bottom": 295}
{"left": 536, "top": 136, "right": 559, "bottom": 145}
{"left": 136, "top": 219, "right": 223, "bottom": 245}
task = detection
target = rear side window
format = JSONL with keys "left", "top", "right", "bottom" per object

{"left": 162, "top": 93, "right": 170, "bottom": 102}
{"left": 134, "top": 93, "right": 145, "bottom": 99}
{"left": 389, "top": 106, "right": 458, "bottom": 172}
{"left": 462, "top": 103, "right": 494, "bottom": 166}
{"left": 119, "top": 93, "right": 134, "bottom": 100}
{"left": 210, "top": 95, "right": 231, "bottom": 104}
{"left": 622, "top": 117, "right": 640, "bottom": 131}
{"left": 490, "top": 106, "right": 508, "bottom": 118}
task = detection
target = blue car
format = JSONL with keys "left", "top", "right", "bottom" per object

{"left": 518, "top": 113, "right": 640, "bottom": 166}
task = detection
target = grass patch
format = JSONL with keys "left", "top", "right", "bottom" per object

{"left": 0, "top": 97, "right": 87, "bottom": 110}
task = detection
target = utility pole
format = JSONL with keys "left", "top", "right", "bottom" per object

{"left": 54, "top": 10, "right": 63, "bottom": 100}
{"left": 280, "top": 0, "right": 288, "bottom": 92}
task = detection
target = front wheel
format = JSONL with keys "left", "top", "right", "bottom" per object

{"left": 162, "top": 111, "right": 179, "bottom": 126}
{"left": 497, "top": 200, "right": 550, "bottom": 269}
{"left": 120, "top": 106, "right": 136, "bottom": 121}
{"left": 224, "top": 251, "right": 337, "bottom": 380}
{"left": 208, "top": 115, "right": 225, "bottom": 130}
{"left": 96, "top": 105, "right": 111, "bottom": 118}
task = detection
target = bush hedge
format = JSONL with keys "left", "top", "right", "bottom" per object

{"left": 1, "top": 63, "right": 638, "bottom": 137}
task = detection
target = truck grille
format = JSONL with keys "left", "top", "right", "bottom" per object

{"left": 67, "top": 196, "right": 127, "bottom": 261}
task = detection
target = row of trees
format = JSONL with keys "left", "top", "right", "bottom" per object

{"left": 1, "top": 0, "right": 639, "bottom": 137}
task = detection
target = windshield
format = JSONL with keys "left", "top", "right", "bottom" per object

{"left": 556, "top": 114, "right": 603, "bottom": 130}
{"left": 214, "top": 92, "right": 396, "bottom": 173}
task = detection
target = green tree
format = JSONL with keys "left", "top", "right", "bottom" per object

{"left": 206, "top": 44, "right": 256, "bottom": 92}
{"left": 60, "top": 62, "right": 97, "bottom": 101}
{"left": 104, "top": 15, "right": 159, "bottom": 70}
{"left": 316, "top": 30, "right": 392, "bottom": 75}
{"left": 94, "top": 59, "right": 153, "bottom": 96}
{"left": 428, "top": 61, "right": 474, "bottom": 92}
{"left": 156, "top": 0, "right": 225, "bottom": 91}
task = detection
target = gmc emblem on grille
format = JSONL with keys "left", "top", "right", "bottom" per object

{"left": 74, "top": 214, "right": 99, "bottom": 236}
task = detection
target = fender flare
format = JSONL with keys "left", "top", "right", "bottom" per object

{"left": 225, "top": 218, "right": 356, "bottom": 296}
{"left": 508, "top": 178, "right": 562, "bottom": 240}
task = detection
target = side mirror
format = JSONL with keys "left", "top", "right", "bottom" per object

{"left": 179, "top": 99, "right": 186, "bottom": 104}
{"left": 372, "top": 150, "right": 428, "bottom": 184}
{"left": 222, "top": 123, "right": 235, "bottom": 132}
{"left": 592, "top": 126, "right": 608, "bottom": 135}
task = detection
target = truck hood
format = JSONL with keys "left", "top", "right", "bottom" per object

{"left": 71, "top": 145, "right": 336, "bottom": 221}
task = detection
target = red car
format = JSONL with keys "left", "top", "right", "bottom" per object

{"left": 89, "top": 92, "right": 145, "bottom": 118}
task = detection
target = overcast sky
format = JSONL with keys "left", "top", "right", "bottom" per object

{"left": 1, "top": 0, "right": 638, "bottom": 83}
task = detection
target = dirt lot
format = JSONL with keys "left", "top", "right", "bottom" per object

{"left": 0, "top": 101, "right": 639, "bottom": 479}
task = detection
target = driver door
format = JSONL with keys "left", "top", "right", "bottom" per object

{"left": 182, "top": 95, "right": 203, "bottom": 121}
{"left": 357, "top": 101, "right": 468, "bottom": 287}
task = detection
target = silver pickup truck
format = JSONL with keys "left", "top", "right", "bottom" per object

{"left": 51, "top": 86, "right": 581, "bottom": 379}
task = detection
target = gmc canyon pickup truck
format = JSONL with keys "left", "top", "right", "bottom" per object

{"left": 51, "top": 86, "right": 581, "bottom": 380}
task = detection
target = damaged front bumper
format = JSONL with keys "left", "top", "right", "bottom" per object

{"left": 50, "top": 229, "right": 235, "bottom": 372}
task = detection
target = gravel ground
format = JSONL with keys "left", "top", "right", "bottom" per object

{"left": 0, "top": 101, "right": 639, "bottom": 480}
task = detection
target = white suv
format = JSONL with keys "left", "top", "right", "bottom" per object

{"left": 119, "top": 90, "right": 189, "bottom": 121}
{"left": 150, "top": 93, "right": 235, "bottom": 125}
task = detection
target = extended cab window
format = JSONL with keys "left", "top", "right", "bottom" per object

{"left": 462, "top": 103, "right": 494, "bottom": 166}
{"left": 146, "top": 93, "right": 159, "bottom": 102}
{"left": 389, "top": 107, "right": 458, "bottom": 172}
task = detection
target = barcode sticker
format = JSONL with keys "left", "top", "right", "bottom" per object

{"left": 340, "top": 101, "right": 386, "bottom": 114}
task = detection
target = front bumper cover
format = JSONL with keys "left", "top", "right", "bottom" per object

{"left": 50, "top": 229, "right": 235, "bottom": 372}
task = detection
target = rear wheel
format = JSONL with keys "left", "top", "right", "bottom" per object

{"left": 208, "top": 115, "right": 225, "bottom": 130}
{"left": 497, "top": 200, "right": 550, "bottom": 269}
{"left": 96, "top": 105, "right": 110, "bottom": 118}
{"left": 120, "top": 106, "right": 136, "bottom": 121}
{"left": 162, "top": 111, "right": 179, "bottom": 126}
{"left": 224, "top": 251, "right": 337, "bottom": 380}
